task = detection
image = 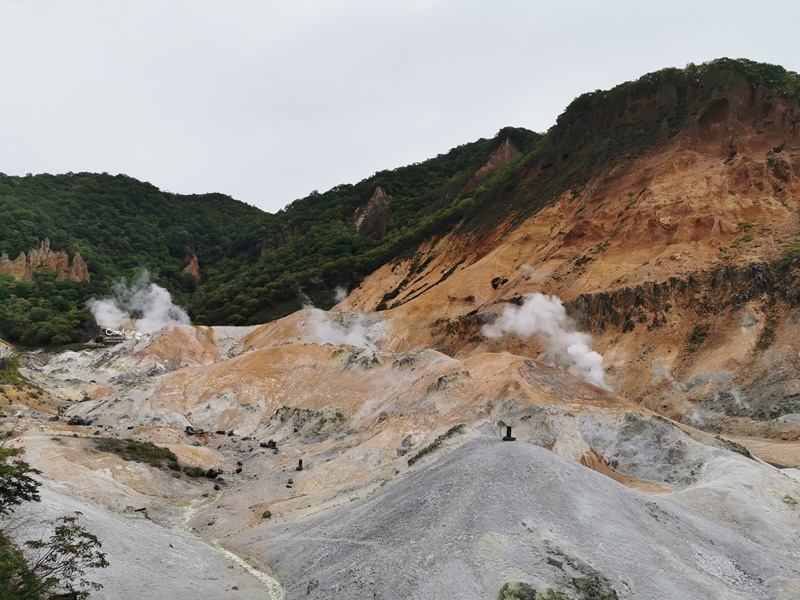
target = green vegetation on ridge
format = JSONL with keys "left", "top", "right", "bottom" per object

{"left": 1, "top": 57, "right": 797, "bottom": 345}
{"left": 190, "top": 127, "right": 541, "bottom": 324}
{"left": 0, "top": 173, "right": 262, "bottom": 345}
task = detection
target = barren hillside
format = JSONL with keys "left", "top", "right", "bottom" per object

{"left": 3, "top": 60, "right": 800, "bottom": 599}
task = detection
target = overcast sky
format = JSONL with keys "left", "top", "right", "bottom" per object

{"left": 1, "top": 1, "right": 798, "bottom": 213}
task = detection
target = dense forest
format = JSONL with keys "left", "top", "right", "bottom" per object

{"left": 0, "top": 128, "right": 541, "bottom": 344}
{"left": 1, "top": 57, "right": 797, "bottom": 346}
{"left": 0, "top": 174, "right": 263, "bottom": 345}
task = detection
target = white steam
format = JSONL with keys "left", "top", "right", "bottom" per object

{"left": 87, "top": 269, "right": 191, "bottom": 334}
{"left": 307, "top": 308, "right": 376, "bottom": 350}
{"left": 333, "top": 286, "right": 348, "bottom": 303}
{"left": 483, "top": 292, "right": 607, "bottom": 388}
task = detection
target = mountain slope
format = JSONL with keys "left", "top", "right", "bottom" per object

{"left": 3, "top": 57, "right": 800, "bottom": 600}
{"left": 339, "top": 58, "right": 800, "bottom": 438}
{"left": 248, "top": 439, "right": 800, "bottom": 600}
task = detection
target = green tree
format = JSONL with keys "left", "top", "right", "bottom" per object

{"left": 23, "top": 513, "right": 109, "bottom": 600}
{"left": 0, "top": 447, "right": 41, "bottom": 514}
{"left": 0, "top": 443, "right": 108, "bottom": 598}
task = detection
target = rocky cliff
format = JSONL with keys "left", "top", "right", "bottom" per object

{"left": 0, "top": 238, "right": 90, "bottom": 282}
{"left": 181, "top": 253, "right": 201, "bottom": 279}
{"left": 354, "top": 186, "right": 392, "bottom": 239}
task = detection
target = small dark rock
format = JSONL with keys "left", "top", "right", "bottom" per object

{"left": 68, "top": 416, "right": 90, "bottom": 426}
{"left": 261, "top": 510, "right": 272, "bottom": 519}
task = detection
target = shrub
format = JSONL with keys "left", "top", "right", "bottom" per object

{"left": 0, "top": 446, "right": 107, "bottom": 598}
{"left": 408, "top": 424, "right": 465, "bottom": 466}
{"left": 182, "top": 466, "right": 206, "bottom": 478}
{"left": 93, "top": 437, "right": 177, "bottom": 469}
{"left": 497, "top": 581, "right": 538, "bottom": 600}
{"left": 687, "top": 324, "right": 710, "bottom": 352}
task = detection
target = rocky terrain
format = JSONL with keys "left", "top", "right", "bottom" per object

{"left": 342, "top": 66, "right": 800, "bottom": 441}
{"left": 0, "top": 311, "right": 798, "bottom": 599}
{"left": 2, "top": 61, "right": 800, "bottom": 599}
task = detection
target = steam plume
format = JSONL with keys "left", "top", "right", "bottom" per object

{"left": 307, "top": 308, "right": 375, "bottom": 350}
{"left": 483, "top": 293, "right": 607, "bottom": 388}
{"left": 87, "top": 269, "right": 191, "bottom": 334}
{"left": 334, "top": 286, "right": 348, "bottom": 303}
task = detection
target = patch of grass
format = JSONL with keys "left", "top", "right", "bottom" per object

{"left": 407, "top": 424, "right": 465, "bottom": 466}
{"left": 0, "top": 357, "right": 27, "bottom": 388}
{"left": 182, "top": 466, "right": 207, "bottom": 478}
{"left": 686, "top": 323, "right": 710, "bottom": 352}
{"left": 93, "top": 437, "right": 178, "bottom": 469}
{"left": 782, "top": 494, "right": 798, "bottom": 507}
{"left": 573, "top": 578, "right": 618, "bottom": 600}
{"left": 757, "top": 314, "right": 778, "bottom": 350}
{"left": 777, "top": 238, "right": 800, "bottom": 274}
{"left": 497, "top": 582, "right": 574, "bottom": 600}
{"left": 497, "top": 582, "right": 538, "bottom": 600}
{"left": 574, "top": 255, "right": 592, "bottom": 267}
{"left": 715, "top": 436, "right": 753, "bottom": 459}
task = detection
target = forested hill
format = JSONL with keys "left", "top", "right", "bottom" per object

{"left": 3, "top": 57, "right": 796, "bottom": 347}
{"left": 190, "top": 127, "right": 541, "bottom": 324}
{"left": 0, "top": 173, "right": 265, "bottom": 345}
{"left": 0, "top": 127, "right": 541, "bottom": 345}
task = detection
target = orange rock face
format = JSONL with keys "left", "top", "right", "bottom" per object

{"left": 338, "top": 72, "right": 800, "bottom": 435}
{"left": 182, "top": 254, "right": 201, "bottom": 279}
{"left": 0, "top": 238, "right": 90, "bottom": 282}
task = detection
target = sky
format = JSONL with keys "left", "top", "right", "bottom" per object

{"left": 1, "top": 0, "right": 799, "bottom": 214}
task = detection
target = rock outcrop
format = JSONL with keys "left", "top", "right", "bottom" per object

{"left": 0, "top": 339, "right": 13, "bottom": 359}
{"left": 182, "top": 254, "right": 201, "bottom": 279}
{"left": 0, "top": 238, "right": 90, "bottom": 282}
{"left": 354, "top": 186, "right": 392, "bottom": 239}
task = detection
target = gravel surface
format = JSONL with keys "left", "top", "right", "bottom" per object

{"left": 244, "top": 438, "right": 800, "bottom": 600}
{"left": 16, "top": 480, "right": 277, "bottom": 600}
